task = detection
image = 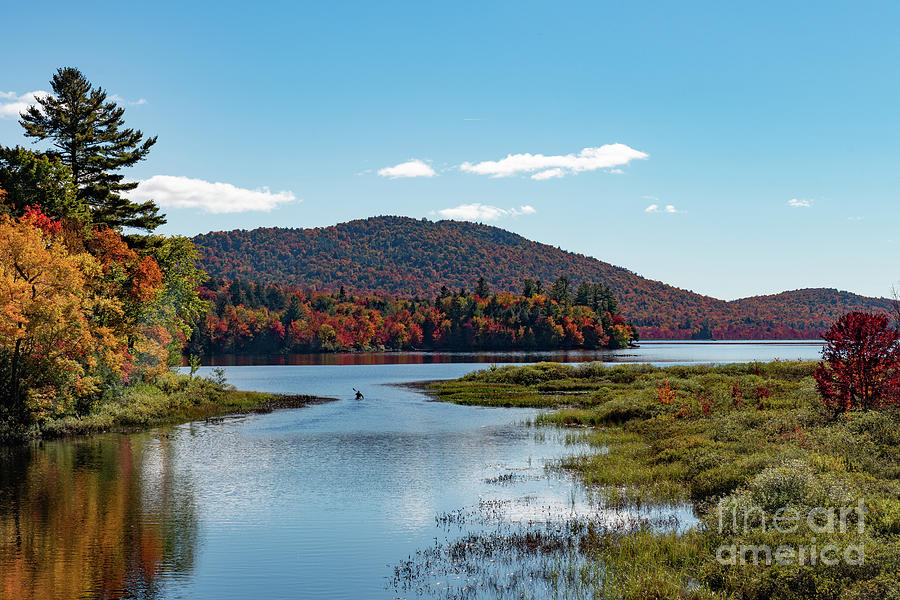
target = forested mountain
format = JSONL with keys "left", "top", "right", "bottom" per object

{"left": 192, "top": 216, "right": 892, "bottom": 339}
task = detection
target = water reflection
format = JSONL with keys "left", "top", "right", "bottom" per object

{"left": 190, "top": 340, "right": 823, "bottom": 367}
{"left": 192, "top": 349, "right": 614, "bottom": 366}
{"left": 1, "top": 342, "right": 826, "bottom": 599}
{"left": 0, "top": 434, "right": 197, "bottom": 600}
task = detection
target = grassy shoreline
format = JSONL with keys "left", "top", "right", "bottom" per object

{"left": 1, "top": 371, "right": 336, "bottom": 444}
{"left": 428, "top": 361, "right": 900, "bottom": 600}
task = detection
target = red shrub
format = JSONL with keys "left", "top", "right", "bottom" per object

{"left": 731, "top": 380, "right": 744, "bottom": 408}
{"left": 656, "top": 379, "right": 677, "bottom": 405}
{"left": 814, "top": 312, "right": 900, "bottom": 412}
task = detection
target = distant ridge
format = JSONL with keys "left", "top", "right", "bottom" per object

{"left": 192, "top": 216, "right": 891, "bottom": 339}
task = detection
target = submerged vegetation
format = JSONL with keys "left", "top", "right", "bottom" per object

{"left": 428, "top": 355, "right": 900, "bottom": 599}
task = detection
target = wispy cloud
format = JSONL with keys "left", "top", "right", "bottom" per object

{"left": 436, "top": 203, "right": 536, "bottom": 221}
{"left": 377, "top": 159, "right": 436, "bottom": 178}
{"left": 787, "top": 198, "right": 812, "bottom": 208}
{"left": 0, "top": 90, "right": 48, "bottom": 118}
{"left": 645, "top": 204, "right": 680, "bottom": 214}
{"left": 127, "top": 175, "right": 297, "bottom": 213}
{"left": 109, "top": 93, "right": 148, "bottom": 106}
{"left": 460, "top": 143, "right": 647, "bottom": 179}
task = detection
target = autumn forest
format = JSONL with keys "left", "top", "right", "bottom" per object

{"left": 190, "top": 277, "right": 637, "bottom": 354}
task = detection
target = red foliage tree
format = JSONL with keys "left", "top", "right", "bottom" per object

{"left": 20, "top": 205, "right": 62, "bottom": 237}
{"left": 814, "top": 312, "right": 900, "bottom": 412}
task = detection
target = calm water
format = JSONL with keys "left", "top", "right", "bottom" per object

{"left": 0, "top": 342, "right": 823, "bottom": 599}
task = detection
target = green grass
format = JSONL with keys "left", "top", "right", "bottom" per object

{"left": 428, "top": 380, "right": 559, "bottom": 407}
{"left": 2, "top": 371, "right": 332, "bottom": 443}
{"left": 432, "top": 361, "right": 900, "bottom": 600}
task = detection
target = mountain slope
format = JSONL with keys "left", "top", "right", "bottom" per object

{"left": 192, "top": 216, "right": 891, "bottom": 339}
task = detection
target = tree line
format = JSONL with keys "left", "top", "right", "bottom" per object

{"left": 188, "top": 276, "right": 638, "bottom": 354}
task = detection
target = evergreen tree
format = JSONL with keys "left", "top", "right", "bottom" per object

{"left": 475, "top": 277, "right": 489, "bottom": 298}
{"left": 574, "top": 281, "right": 593, "bottom": 307}
{"left": 600, "top": 285, "right": 617, "bottom": 314}
{"left": 549, "top": 276, "right": 572, "bottom": 305}
{"left": 522, "top": 279, "right": 536, "bottom": 297}
{"left": 265, "top": 285, "right": 287, "bottom": 311}
{"left": 0, "top": 146, "right": 88, "bottom": 222}
{"left": 228, "top": 280, "right": 245, "bottom": 306}
{"left": 19, "top": 67, "right": 164, "bottom": 232}
{"left": 281, "top": 295, "right": 307, "bottom": 327}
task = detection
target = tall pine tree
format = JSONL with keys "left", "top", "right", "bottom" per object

{"left": 19, "top": 67, "right": 165, "bottom": 233}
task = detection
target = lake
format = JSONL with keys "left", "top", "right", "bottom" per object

{"left": 0, "top": 342, "right": 823, "bottom": 599}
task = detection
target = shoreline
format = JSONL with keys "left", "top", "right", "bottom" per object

{"left": 1, "top": 390, "right": 338, "bottom": 446}
{"left": 188, "top": 339, "right": 823, "bottom": 359}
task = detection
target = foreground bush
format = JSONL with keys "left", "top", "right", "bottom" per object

{"left": 814, "top": 311, "right": 900, "bottom": 412}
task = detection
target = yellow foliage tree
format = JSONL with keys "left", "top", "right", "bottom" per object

{"left": 0, "top": 214, "right": 127, "bottom": 420}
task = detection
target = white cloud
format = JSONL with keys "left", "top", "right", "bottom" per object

{"left": 787, "top": 198, "right": 812, "bottom": 208}
{"left": 460, "top": 143, "right": 647, "bottom": 178}
{"left": 531, "top": 168, "right": 565, "bottom": 180}
{"left": 127, "top": 175, "right": 297, "bottom": 213}
{"left": 645, "top": 204, "right": 680, "bottom": 214}
{"left": 377, "top": 159, "right": 436, "bottom": 178}
{"left": 110, "top": 93, "right": 148, "bottom": 106}
{"left": 436, "top": 203, "right": 536, "bottom": 221}
{"left": 0, "top": 90, "right": 48, "bottom": 118}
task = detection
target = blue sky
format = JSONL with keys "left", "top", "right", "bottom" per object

{"left": 1, "top": 1, "right": 898, "bottom": 300}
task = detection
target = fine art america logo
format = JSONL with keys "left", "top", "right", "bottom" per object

{"left": 715, "top": 499, "right": 866, "bottom": 566}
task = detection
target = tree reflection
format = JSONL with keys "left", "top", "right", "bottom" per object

{"left": 0, "top": 433, "right": 197, "bottom": 599}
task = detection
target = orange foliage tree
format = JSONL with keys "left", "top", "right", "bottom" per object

{"left": 0, "top": 213, "right": 128, "bottom": 418}
{"left": 0, "top": 207, "right": 177, "bottom": 421}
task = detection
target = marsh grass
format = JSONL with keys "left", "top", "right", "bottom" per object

{"left": 426, "top": 361, "right": 900, "bottom": 599}
{"left": 2, "top": 371, "right": 333, "bottom": 442}
{"left": 430, "top": 381, "right": 558, "bottom": 407}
